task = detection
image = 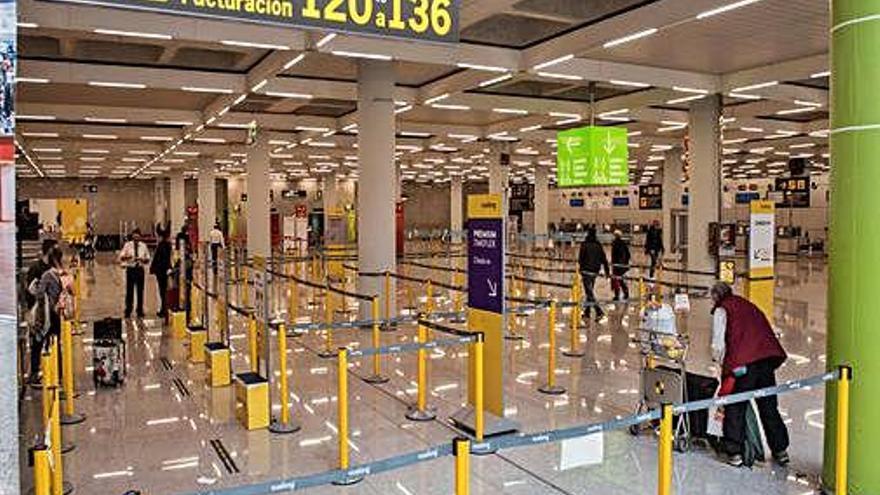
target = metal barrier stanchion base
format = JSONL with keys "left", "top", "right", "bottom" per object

{"left": 362, "top": 374, "right": 390, "bottom": 384}
{"left": 61, "top": 442, "right": 76, "bottom": 454}
{"left": 537, "top": 384, "right": 566, "bottom": 395}
{"left": 28, "top": 481, "right": 74, "bottom": 495}
{"left": 405, "top": 407, "right": 437, "bottom": 422}
{"left": 61, "top": 413, "right": 87, "bottom": 425}
{"left": 504, "top": 333, "right": 525, "bottom": 341}
{"left": 562, "top": 349, "right": 585, "bottom": 358}
{"left": 269, "top": 419, "right": 301, "bottom": 435}
{"left": 332, "top": 475, "right": 365, "bottom": 486}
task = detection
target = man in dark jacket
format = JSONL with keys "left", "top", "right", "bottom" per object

{"left": 644, "top": 220, "right": 664, "bottom": 278}
{"left": 709, "top": 282, "right": 789, "bottom": 467}
{"left": 610, "top": 230, "right": 631, "bottom": 301}
{"left": 150, "top": 228, "right": 173, "bottom": 318}
{"left": 578, "top": 228, "right": 610, "bottom": 320}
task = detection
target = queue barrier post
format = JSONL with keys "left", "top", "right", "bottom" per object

{"left": 269, "top": 323, "right": 300, "bottom": 435}
{"left": 41, "top": 349, "right": 52, "bottom": 428}
{"left": 454, "top": 437, "right": 470, "bottom": 495}
{"left": 50, "top": 387, "right": 69, "bottom": 495}
{"left": 248, "top": 315, "right": 259, "bottom": 373}
{"left": 657, "top": 403, "right": 673, "bottom": 495}
{"left": 242, "top": 264, "right": 250, "bottom": 308}
{"left": 425, "top": 280, "right": 434, "bottom": 316}
{"left": 836, "top": 365, "right": 852, "bottom": 495}
{"left": 32, "top": 445, "right": 51, "bottom": 495}
{"left": 474, "top": 334, "right": 484, "bottom": 442}
{"left": 288, "top": 275, "right": 299, "bottom": 324}
{"left": 60, "top": 320, "right": 85, "bottom": 425}
{"left": 333, "top": 347, "right": 364, "bottom": 486}
{"left": 319, "top": 287, "right": 335, "bottom": 359}
{"left": 72, "top": 268, "right": 82, "bottom": 335}
{"left": 405, "top": 323, "right": 436, "bottom": 421}
{"left": 363, "top": 296, "right": 389, "bottom": 384}
{"left": 563, "top": 276, "right": 585, "bottom": 358}
{"left": 539, "top": 300, "right": 565, "bottom": 395}
{"left": 383, "top": 271, "right": 395, "bottom": 330}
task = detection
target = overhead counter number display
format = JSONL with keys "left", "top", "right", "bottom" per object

{"left": 47, "top": 0, "right": 460, "bottom": 43}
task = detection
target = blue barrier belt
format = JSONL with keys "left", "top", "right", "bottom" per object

{"left": 347, "top": 336, "right": 476, "bottom": 358}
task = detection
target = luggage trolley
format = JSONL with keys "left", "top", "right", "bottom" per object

{"left": 628, "top": 304, "right": 692, "bottom": 452}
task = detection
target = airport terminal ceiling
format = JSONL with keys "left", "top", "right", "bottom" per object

{"left": 14, "top": 0, "right": 830, "bottom": 186}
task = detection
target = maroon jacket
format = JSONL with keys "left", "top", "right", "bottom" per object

{"left": 715, "top": 295, "right": 787, "bottom": 376}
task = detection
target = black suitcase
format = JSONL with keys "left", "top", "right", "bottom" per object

{"left": 684, "top": 371, "right": 719, "bottom": 439}
{"left": 93, "top": 318, "right": 126, "bottom": 387}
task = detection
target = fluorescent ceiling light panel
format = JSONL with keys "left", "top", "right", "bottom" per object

{"left": 283, "top": 53, "right": 307, "bottom": 70}
{"left": 18, "top": 114, "right": 55, "bottom": 120}
{"left": 478, "top": 73, "right": 513, "bottom": 88}
{"left": 84, "top": 117, "right": 127, "bottom": 124}
{"left": 18, "top": 77, "right": 50, "bottom": 84}
{"left": 431, "top": 104, "right": 471, "bottom": 111}
{"left": 221, "top": 39, "right": 290, "bottom": 50}
{"left": 316, "top": 33, "right": 337, "bottom": 48}
{"left": 811, "top": 71, "right": 831, "bottom": 79}
{"left": 89, "top": 81, "right": 146, "bottom": 89}
{"left": 94, "top": 28, "right": 172, "bottom": 40}
{"left": 536, "top": 72, "right": 583, "bottom": 81}
{"left": 331, "top": 50, "right": 392, "bottom": 61}
{"left": 182, "top": 86, "right": 234, "bottom": 94}
{"left": 697, "top": 0, "right": 763, "bottom": 19}
{"left": 265, "top": 91, "right": 313, "bottom": 99}
{"left": 666, "top": 94, "right": 706, "bottom": 105}
{"left": 457, "top": 62, "right": 509, "bottom": 73}
{"left": 82, "top": 134, "right": 118, "bottom": 140}
{"left": 731, "top": 81, "right": 778, "bottom": 93}
{"left": 609, "top": 80, "right": 650, "bottom": 88}
{"left": 532, "top": 54, "right": 574, "bottom": 71}
{"left": 603, "top": 28, "right": 658, "bottom": 49}
{"left": 492, "top": 108, "right": 529, "bottom": 115}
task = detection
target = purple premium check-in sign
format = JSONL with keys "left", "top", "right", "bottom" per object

{"left": 468, "top": 218, "right": 504, "bottom": 314}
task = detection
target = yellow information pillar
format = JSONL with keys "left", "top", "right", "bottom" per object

{"left": 452, "top": 194, "right": 518, "bottom": 439}
{"left": 745, "top": 200, "right": 775, "bottom": 323}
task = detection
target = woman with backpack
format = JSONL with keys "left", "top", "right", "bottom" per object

{"left": 34, "top": 247, "right": 74, "bottom": 379}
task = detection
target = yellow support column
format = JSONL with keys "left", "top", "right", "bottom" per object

{"left": 269, "top": 324, "right": 300, "bottom": 434}
{"left": 454, "top": 438, "right": 471, "bottom": 495}
{"left": 60, "top": 320, "right": 85, "bottom": 425}
{"left": 657, "top": 403, "right": 673, "bottom": 495}
{"left": 363, "top": 297, "right": 389, "bottom": 384}
{"left": 539, "top": 301, "right": 565, "bottom": 395}
{"left": 836, "top": 365, "right": 852, "bottom": 495}
{"left": 405, "top": 323, "right": 436, "bottom": 421}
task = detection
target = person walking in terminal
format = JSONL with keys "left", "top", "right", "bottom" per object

{"left": 209, "top": 221, "right": 225, "bottom": 276}
{"left": 610, "top": 230, "right": 631, "bottom": 301}
{"left": 645, "top": 220, "right": 664, "bottom": 279}
{"left": 578, "top": 227, "right": 610, "bottom": 321}
{"left": 34, "top": 247, "right": 74, "bottom": 380}
{"left": 118, "top": 229, "right": 151, "bottom": 319}
{"left": 23, "top": 239, "right": 58, "bottom": 385}
{"left": 150, "top": 227, "right": 173, "bottom": 318}
{"left": 710, "top": 282, "right": 790, "bottom": 467}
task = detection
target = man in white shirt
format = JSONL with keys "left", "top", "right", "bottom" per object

{"left": 118, "top": 228, "right": 151, "bottom": 318}
{"left": 209, "top": 222, "right": 225, "bottom": 276}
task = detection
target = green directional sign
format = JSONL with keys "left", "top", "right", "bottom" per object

{"left": 556, "top": 126, "right": 629, "bottom": 187}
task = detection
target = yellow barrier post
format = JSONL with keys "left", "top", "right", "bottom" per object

{"left": 32, "top": 445, "right": 51, "bottom": 495}
{"left": 247, "top": 315, "right": 259, "bottom": 373}
{"left": 50, "top": 388, "right": 65, "bottom": 495}
{"left": 333, "top": 347, "right": 364, "bottom": 486}
{"left": 539, "top": 300, "right": 566, "bottom": 395}
{"left": 474, "top": 333, "right": 485, "bottom": 442}
{"left": 383, "top": 271, "right": 396, "bottom": 330}
{"left": 454, "top": 437, "right": 471, "bottom": 495}
{"left": 242, "top": 264, "right": 250, "bottom": 308}
{"left": 319, "top": 286, "right": 336, "bottom": 358}
{"left": 72, "top": 267, "right": 82, "bottom": 335}
{"left": 563, "top": 277, "right": 585, "bottom": 357}
{"left": 657, "top": 403, "right": 673, "bottom": 495}
{"left": 406, "top": 323, "right": 436, "bottom": 421}
{"left": 425, "top": 280, "right": 434, "bottom": 316}
{"left": 363, "top": 296, "right": 389, "bottom": 384}
{"left": 836, "top": 365, "right": 852, "bottom": 495}
{"left": 288, "top": 276, "right": 298, "bottom": 324}
{"left": 269, "top": 323, "right": 300, "bottom": 434}
{"left": 41, "top": 350, "right": 52, "bottom": 428}
{"left": 60, "top": 320, "right": 85, "bottom": 425}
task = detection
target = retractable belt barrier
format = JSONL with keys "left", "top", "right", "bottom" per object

{"left": 176, "top": 367, "right": 848, "bottom": 495}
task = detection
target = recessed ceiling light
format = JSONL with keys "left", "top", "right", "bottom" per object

{"left": 221, "top": 39, "right": 290, "bottom": 50}
{"left": 17, "top": 77, "right": 50, "bottom": 84}
{"left": 603, "top": 28, "right": 658, "bottom": 49}
{"left": 181, "top": 86, "right": 234, "bottom": 94}
{"left": 88, "top": 81, "right": 146, "bottom": 89}
{"left": 94, "top": 28, "right": 172, "bottom": 40}
{"left": 265, "top": 91, "right": 314, "bottom": 99}
{"left": 82, "top": 134, "right": 118, "bottom": 140}
{"left": 697, "top": 0, "right": 763, "bottom": 20}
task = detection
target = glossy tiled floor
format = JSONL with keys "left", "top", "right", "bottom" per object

{"left": 18, "top": 249, "right": 830, "bottom": 494}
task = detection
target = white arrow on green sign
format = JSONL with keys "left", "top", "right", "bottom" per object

{"left": 556, "top": 126, "right": 629, "bottom": 187}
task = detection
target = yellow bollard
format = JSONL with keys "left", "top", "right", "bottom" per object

{"left": 32, "top": 445, "right": 51, "bottom": 495}
{"left": 454, "top": 437, "right": 471, "bottom": 495}
{"left": 72, "top": 268, "right": 82, "bottom": 334}
{"left": 242, "top": 264, "right": 250, "bottom": 307}
{"left": 363, "top": 297, "right": 389, "bottom": 384}
{"left": 405, "top": 323, "right": 436, "bottom": 421}
{"left": 836, "top": 365, "right": 852, "bottom": 495}
{"left": 319, "top": 287, "right": 335, "bottom": 358}
{"left": 269, "top": 324, "right": 300, "bottom": 434}
{"left": 245, "top": 315, "right": 257, "bottom": 373}
{"left": 563, "top": 278, "right": 584, "bottom": 358}
{"left": 50, "top": 388, "right": 63, "bottom": 495}
{"left": 60, "top": 320, "right": 85, "bottom": 425}
{"left": 657, "top": 403, "right": 673, "bottom": 495}
{"left": 425, "top": 280, "right": 434, "bottom": 316}
{"left": 384, "top": 271, "right": 393, "bottom": 327}
{"left": 337, "top": 348, "right": 350, "bottom": 468}
{"left": 41, "top": 351, "right": 52, "bottom": 428}
{"left": 288, "top": 277, "right": 298, "bottom": 324}
{"left": 474, "top": 334, "right": 484, "bottom": 442}
{"left": 539, "top": 301, "right": 566, "bottom": 395}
